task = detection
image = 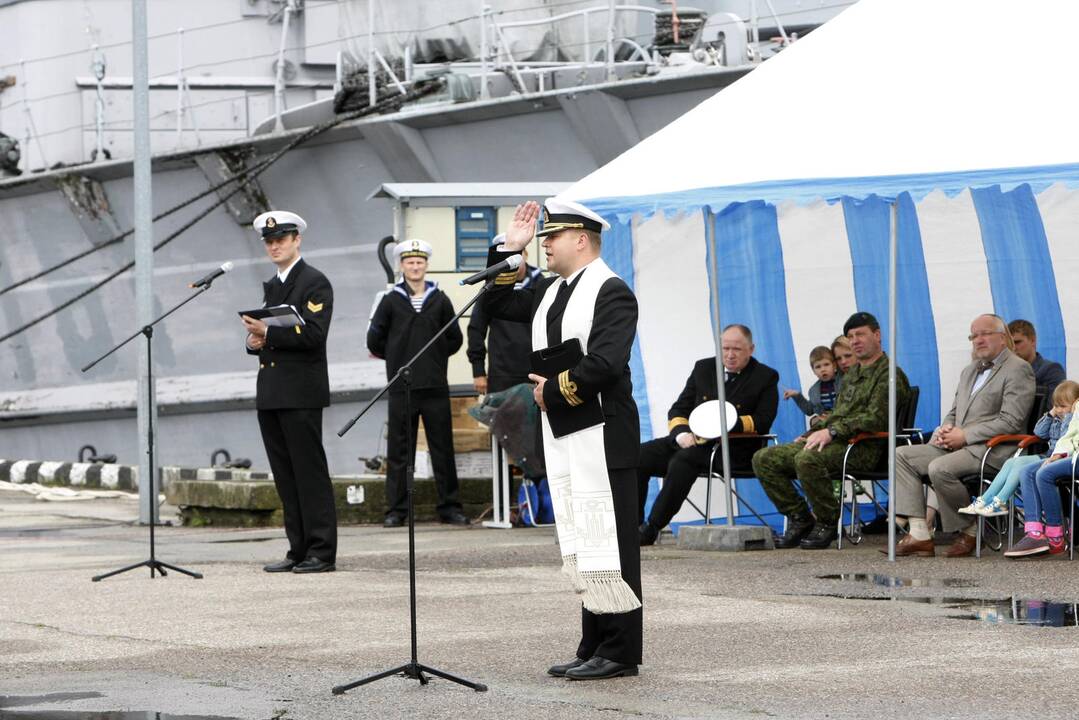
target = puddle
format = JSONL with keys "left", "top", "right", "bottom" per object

{"left": 803, "top": 577, "right": 1079, "bottom": 627}
{"left": 817, "top": 573, "right": 978, "bottom": 589}
{"left": 210, "top": 536, "right": 276, "bottom": 544}
{"left": 0, "top": 693, "right": 103, "bottom": 708}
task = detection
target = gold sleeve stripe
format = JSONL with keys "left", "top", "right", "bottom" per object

{"left": 668, "top": 416, "right": 690, "bottom": 432}
{"left": 494, "top": 273, "right": 518, "bottom": 285}
{"left": 558, "top": 370, "right": 583, "bottom": 406}
{"left": 295, "top": 326, "right": 302, "bottom": 335}
{"left": 739, "top": 415, "right": 754, "bottom": 433}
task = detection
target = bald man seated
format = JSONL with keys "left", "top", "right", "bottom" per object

{"left": 892, "top": 314, "right": 1035, "bottom": 558}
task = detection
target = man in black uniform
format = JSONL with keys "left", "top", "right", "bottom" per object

{"left": 367, "top": 239, "right": 469, "bottom": 528}
{"left": 241, "top": 210, "right": 338, "bottom": 574}
{"left": 637, "top": 324, "right": 779, "bottom": 545}
{"left": 484, "top": 198, "right": 642, "bottom": 681}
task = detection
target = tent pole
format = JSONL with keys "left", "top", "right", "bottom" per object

{"left": 887, "top": 200, "right": 898, "bottom": 562}
{"left": 706, "top": 211, "right": 734, "bottom": 527}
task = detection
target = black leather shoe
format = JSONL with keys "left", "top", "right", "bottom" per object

{"left": 564, "top": 656, "right": 639, "bottom": 681}
{"left": 547, "top": 657, "right": 587, "bottom": 677}
{"left": 774, "top": 513, "right": 815, "bottom": 549}
{"left": 263, "top": 558, "right": 297, "bottom": 573}
{"left": 440, "top": 511, "right": 470, "bottom": 526}
{"left": 799, "top": 523, "right": 838, "bottom": 549}
{"left": 639, "top": 522, "right": 659, "bottom": 546}
{"left": 292, "top": 557, "right": 336, "bottom": 574}
{"left": 383, "top": 514, "right": 404, "bottom": 528}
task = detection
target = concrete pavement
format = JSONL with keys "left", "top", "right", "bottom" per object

{"left": 3, "top": 488, "right": 1079, "bottom": 719}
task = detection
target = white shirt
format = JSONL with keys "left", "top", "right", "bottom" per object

{"left": 560, "top": 261, "right": 592, "bottom": 288}
{"left": 277, "top": 256, "right": 302, "bottom": 284}
{"left": 970, "top": 349, "right": 1007, "bottom": 396}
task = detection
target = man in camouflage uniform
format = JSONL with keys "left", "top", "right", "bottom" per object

{"left": 752, "top": 312, "right": 910, "bottom": 550}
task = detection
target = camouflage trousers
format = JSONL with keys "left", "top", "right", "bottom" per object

{"left": 750, "top": 439, "right": 880, "bottom": 525}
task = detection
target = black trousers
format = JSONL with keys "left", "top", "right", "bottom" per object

{"left": 257, "top": 408, "right": 337, "bottom": 563}
{"left": 385, "top": 387, "right": 462, "bottom": 518}
{"left": 637, "top": 438, "right": 757, "bottom": 528}
{"left": 577, "top": 467, "right": 643, "bottom": 666}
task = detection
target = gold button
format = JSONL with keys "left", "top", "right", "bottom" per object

{"left": 260, "top": 364, "right": 265, "bottom": 369}
{"left": 271, "top": 362, "right": 275, "bottom": 367}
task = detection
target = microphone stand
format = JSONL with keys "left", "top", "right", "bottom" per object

{"left": 332, "top": 277, "right": 498, "bottom": 695}
{"left": 84, "top": 282, "right": 215, "bottom": 582}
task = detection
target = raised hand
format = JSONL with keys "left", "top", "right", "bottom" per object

{"left": 503, "top": 200, "right": 540, "bottom": 252}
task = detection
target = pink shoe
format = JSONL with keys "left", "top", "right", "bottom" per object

{"left": 1048, "top": 536, "right": 1067, "bottom": 555}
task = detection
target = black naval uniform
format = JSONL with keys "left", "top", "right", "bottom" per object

{"left": 467, "top": 263, "right": 543, "bottom": 393}
{"left": 638, "top": 356, "right": 779, "bottom": 529}
{"left": 367, "top": 282, "right": 465, "bottom": 522}
{"left": 482, "top": 247, "right": 643, "bottom": 668}
{"left": 249, "top": 258, "right": 338, "bottom": 564}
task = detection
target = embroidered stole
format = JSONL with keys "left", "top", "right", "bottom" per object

{"left": 532, "top": 258, "right": 641, "bottom": 615}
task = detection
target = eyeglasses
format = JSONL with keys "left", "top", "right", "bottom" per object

{"left": 968, "top": 330, "right": 1004, "bottom": 341}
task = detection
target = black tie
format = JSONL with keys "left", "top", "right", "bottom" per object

{"left": 976, "top": 359, "right": 993, "bottom": 373}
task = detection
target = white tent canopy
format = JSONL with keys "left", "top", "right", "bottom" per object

{"left": 553, "top": 0, "right": 1079, "bottom": 549}
{"left": 562, "top": 0, "right": 1079, "bottom": 205}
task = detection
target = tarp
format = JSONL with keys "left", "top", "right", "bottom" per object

{"left": 554, "top": 0, "right": 1079, "bottom": 529}
{"left": 563, "top": 0, "right": 1079, "bottom": 211}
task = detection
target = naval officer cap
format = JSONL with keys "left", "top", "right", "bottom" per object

{"left": 253, "top": 210, "right": 307, "bottom": 240}
{"left": 535, "top": 197, "right": 610, "bottom": 238}
{"left": 394, "top": 238, "right": 433, "bottom": 262}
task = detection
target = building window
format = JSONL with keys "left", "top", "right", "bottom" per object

{"left": 455, "top": 207, "right": 496, "bottom": 271}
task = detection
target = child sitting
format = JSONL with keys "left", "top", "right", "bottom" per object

{"left": 1004, "top": 381, "right": 1079, "bottom": 558}
{"left": 960, "top": 380, "right": 1079, "bottom": 518}
{"left": 784, "top": 346, "right": 841, "bottom": 426}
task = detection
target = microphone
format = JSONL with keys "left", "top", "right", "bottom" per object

{"left": 189, "top": 261, "right": 234, "bottom": 288}
{"left": 459, "top": 254, "right": 522, "bottom": 286}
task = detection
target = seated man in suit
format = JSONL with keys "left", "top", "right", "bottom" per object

{"left": 637, "top": 324, "right": 779, "bottom": 545}
{"left": 893, "top": 313, "right": 1035, "bottom": 558}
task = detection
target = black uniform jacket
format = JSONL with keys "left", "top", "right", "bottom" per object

{"left": 482, "top": 247, "right": 640, "bottom": 470}
{"left": 366, "top": 281, "right": 463, "bottom": 394}
{"left": 666, "top": 356, "right": 780, "bottom": 442}
{"left": 466, "top": 264, "right": 542, "bottom": 384}
{"left": 247, "top": 258, "right": 333, "bottom": 410}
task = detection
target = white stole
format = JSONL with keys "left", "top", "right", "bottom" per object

{"left": 532, "top": 258, "right": 641, "bottom": 615}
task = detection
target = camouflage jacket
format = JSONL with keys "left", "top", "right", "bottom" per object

{"left": 821, "top": 353, "right": 910, "bottom": 442}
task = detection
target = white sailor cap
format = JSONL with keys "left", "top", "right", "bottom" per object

{"left": 536, "top": 197, "right": 610, "bottom": 238}
{"left": 393, "top": 238, "right": 433, "bottom": 262}
{"left": 253, "top": 210, "right": 307, "bottom": 239}
{"left": 490, "top": 232, "right": 507, "bottom": 247}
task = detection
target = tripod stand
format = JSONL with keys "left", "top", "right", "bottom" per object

{"left": 85, "top": 285, "right": 211, "bottom": 582}
{"left": 332, "top": 279, "right": 496, "bottom": 695}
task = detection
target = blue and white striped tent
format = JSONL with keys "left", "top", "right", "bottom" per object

{"left": 559, "top": 0, "right": 1079, "bottom": 529}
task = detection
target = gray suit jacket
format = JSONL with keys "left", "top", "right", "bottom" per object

{"left": 943, "top": 348, "right": 1036, "bottom": 449}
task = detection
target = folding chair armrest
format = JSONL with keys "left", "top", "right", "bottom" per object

{"left": 847, "top": 431, "right": 887, "bottom": 445}
{"left": 986, "top": 434, "right": 1039, "bottom": 449}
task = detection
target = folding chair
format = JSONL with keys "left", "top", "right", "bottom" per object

{"left": 836, "top": 386, "right": 920, "bottom": 548}
{"left": 686, "top": 433, "right": 777, "bottom": 526}
{"left": 969, "top": 392, "right": 1047, "bottom": 557}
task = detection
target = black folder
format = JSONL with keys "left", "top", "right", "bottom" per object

{"left": 529, "top": 338, "right": 604, "bottom": 438}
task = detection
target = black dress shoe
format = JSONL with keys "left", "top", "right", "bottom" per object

{"left": 292, "top": 557, "right": 336, "bottom": 574}
{"left": 774, "top": 513, "right": 815, "bottom": 549}
{"left": 440, "top": 511, "right": 470, "bottom": 526}
{"left": 799, "top": 523, "right": 838, "bottom": 549}
{"left": 639, "top": 522, "right": 659, "bottom": 546}
{"left": 564, "top": 656, "right": 639, "bottom": 681}
{"left": 547, "top": 657, "right": 587, "bottom": 677}
{"left": 263, "top": 558, "right": 297, "bottom": 573}
{"left": 383, "top": 514, "right": 404, "bottom": 528}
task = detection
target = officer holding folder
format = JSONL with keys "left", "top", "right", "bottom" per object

{"left": 241, "top": 210, "right": 338, "bottom": 574}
